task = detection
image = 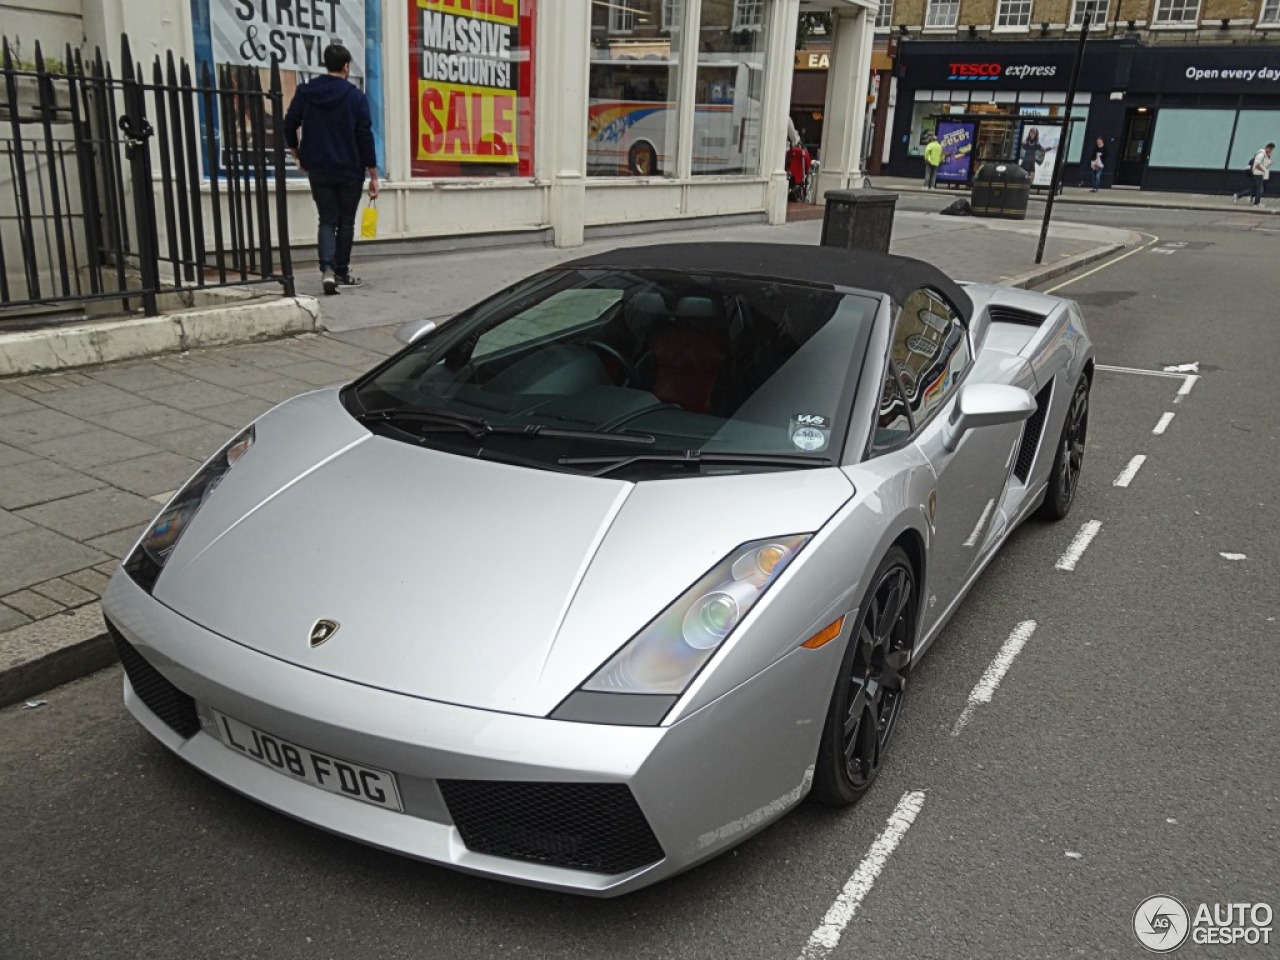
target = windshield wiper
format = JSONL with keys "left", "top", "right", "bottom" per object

{"left": 356, "top": 406, "right": 654, "bottom": 445}
{"left": 558, "top": 450, "right": 834, "bottom": 477}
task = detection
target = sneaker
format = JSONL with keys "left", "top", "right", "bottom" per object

{"left": 336, "top": 273, "right": 364, "bottom": 288}
{"left": 322, "top": 269, "right": 338, "bottom": 296}
{"left": 1232, "top": 194, "right": 1239, "bottom": 203}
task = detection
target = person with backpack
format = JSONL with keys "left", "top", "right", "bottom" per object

{"left": 1234, "top": 143, "right": 1273, "bottom": 207}
{"left": 284, "top": 44, "right": 380, "bottom": 295}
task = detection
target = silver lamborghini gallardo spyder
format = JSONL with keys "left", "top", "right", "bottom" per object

{"left": 103, "top": 243, "right": 1093, "bottom": 896}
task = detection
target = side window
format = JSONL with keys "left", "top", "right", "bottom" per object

{"left": 873, "top": 367, "right": 913, "bottom": 453}
{"left": 891, "top": 288, "right": 970, "bottom": 426}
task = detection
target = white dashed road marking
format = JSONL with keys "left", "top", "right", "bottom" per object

{"left": 1153, "top": 412, "right": 1175, "bottom": 435}
{"left": 799, "top": 791, "right": 927, "bottom": 960}
{"left": 1113, "top": 455, "right": 1147, "bottom": 488}
{"left": 951, "top": 620, "right": 1038, "bottom": 737}
{"left": 1055, "top": 520, "right": 1102, "bottom": 572}
{"left": 1175, "top": 375, "right": 1199, "bottom": 402}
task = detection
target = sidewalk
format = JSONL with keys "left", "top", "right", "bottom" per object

{"left": 868, "top": 174, "right": 1280, "bottom": 216}
{"left": 0, "top": 211, "right": 1132, "bottom": 707}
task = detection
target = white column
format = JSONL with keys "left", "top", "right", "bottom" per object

{"left": 762, "top": 0, "right": 801, "bottom": 223}
{"left": 384, "top": 6, "right": 411, "bottom": 184}
{"left": 538, "top": 2, "right": 590, "bottom": 247}
{"left": 673, "top": 0, "right": 703, "bottom": 181}
{"left": 815, "top": 0, "right": 876, "bottom": 202}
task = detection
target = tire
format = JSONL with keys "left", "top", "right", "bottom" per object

{"left": 628, "top": 142, "right": 658, "bottom": 177}
{"left": 810, "top": 545, "right": 917, "bottom": 807}
{"left": 1037, "top": 374, "right": 1090, "bottom": 521}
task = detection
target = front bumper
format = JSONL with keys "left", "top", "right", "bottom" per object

{"left": 103, "top": 571, "right": 837, "bottom": 896}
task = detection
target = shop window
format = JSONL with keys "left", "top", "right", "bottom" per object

{"left": 875, "top": 0, "right": 895, "bottom": 28}
{"left": 1069, "top": 0, "right": 1109, "bottom": 26}
{"left": 733, "top": 0, "right": 765, "bottom": 29}
{"left": 1264, "top": 0, "right": 1280, "bottom": 23}
{"left": 1231, "top": 111, "right": 1280, "bottom": 167}
{"left": 409, "top": 0, "right": 536, "bottom": 179}
{"left": 1152, "top": 0, "right": 1199, "bottom": 21}
{"left": 588, "top": 0, "right": 684, "bottom": 178}
{"left": 925, "top": 0, "right": 960, "bottom": 27}
{"left": 691, "top": 0, "right": 771, "bottom": 177}
{"left": 995, "top": 0, "right": 1034, "bottom": 27}
{"left": 1147, "top": 109, "right": 1233, "bottom": 168}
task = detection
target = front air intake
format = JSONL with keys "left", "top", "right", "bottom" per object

{"left": 107, "top": 621, "right": 201, "bottom": 739}
{"left": 438, "top": 779, "right": 665, "bottom": 874}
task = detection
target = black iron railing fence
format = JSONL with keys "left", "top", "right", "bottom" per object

{"left": 0, "top": 34, "right": 294, "bottom": 320}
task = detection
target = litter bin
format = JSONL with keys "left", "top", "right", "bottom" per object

{"left": 820, "top": 188, "right": 898, "bottom": 254}
{"left": 970, "top": 162, "right": 1030, "bottom": 220}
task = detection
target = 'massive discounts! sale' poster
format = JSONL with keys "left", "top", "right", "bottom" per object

{"left": 410, "top": 0, "right": 536, "bottom": 177}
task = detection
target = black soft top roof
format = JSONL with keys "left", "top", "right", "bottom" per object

{"left": 560, "top": 242, "right": 973, "bottom": 323}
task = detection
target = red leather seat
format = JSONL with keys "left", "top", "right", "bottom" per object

{"left": 649, "top": 301, "right": 730, "bottom": 413}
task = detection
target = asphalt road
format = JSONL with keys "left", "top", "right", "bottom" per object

{"left": 2, "top": 206, "right": 1277, "bottom": 960}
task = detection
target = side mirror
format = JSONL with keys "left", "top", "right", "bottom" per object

{"left": 394, "top": 319, "right": 437, "bottom": 345}
{"left": 942, "top": 383, "right": 1037, "bottom": 452}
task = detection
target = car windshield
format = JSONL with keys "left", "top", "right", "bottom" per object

{"left": 346, "top": 268, "right": 877, "bottom": 474}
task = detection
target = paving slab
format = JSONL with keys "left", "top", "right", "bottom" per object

{"left": 85, "top": 452, "right": 201, "bottom": 498}
{"left": 14, "top": 488, "right": 159, "bottom": 542}
{"left": 137, "top": 380, "right": 252, "bottom": 411}
{"left": 31, "top": 578, "right": 97, "bottom": 608}
{"left": 0, "top": 604, "right": 29, "bottom": 632}
{"left": 0, "top": 528, "right": 106, "bottom": 596}
{"left": 0, "top": 390, "right": 42, "bottom": 416}
{"left": 86, "top": 528, "right": 145, "bottom": 559}
{"left": 27, "top": 382, "right": 152, "bottom": 417}
{"left": 0, "top": 408, "right": 98, "bottom": 449}
{"left": 84, "top": 362, "right": 198, "bottom": 392}
{"left": 235, "top": 377, "right": 319, "bottom": 403}
{"left": 83, "top": 404, "right": 212, "bottom": 439}
{"left": 2, "top": 590, "right": 62, "bottom": 620}
{"left": 270, "top": 359, "right": 360, "bottom": 386}
{"left": 0, "top": 460, "right": 105, "bottom": 511}
{"left": 171, "top": 360, "right": 283, "bottom": 389}
{"left": 28, "top": 429, "right": 162, "bottom": 471}
{"left": 0, "top": 441, "right": 38, "bottom": 468}
{"left": 147, "top": 422, "right": 240, "bottom": 460}
{"left": 0, "top": 509, "right": 34, "bottom": 537}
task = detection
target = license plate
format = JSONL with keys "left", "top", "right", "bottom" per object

{"left": 212, "top": 711, "right": 403, "bottom": 812}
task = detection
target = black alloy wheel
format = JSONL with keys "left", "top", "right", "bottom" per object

{"left": 811, "top": 546, "right": 917, "bottom": 806}
{"left": 1037, "top": 375, "right": 1090, "bottom": 521}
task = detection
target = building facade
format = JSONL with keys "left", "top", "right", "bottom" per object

{"left": 3, "top": 0, "right": 881, "bottom": 252}
{"left": 790, "top": 0, "right": 1280, "bottom": 192}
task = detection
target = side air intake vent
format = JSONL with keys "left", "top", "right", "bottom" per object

{"left": 988, "top": 304, "right": 1047, "bottom": 327}
{"left": 107, "top": 621, "right": 201, "bottom": 738}
{"left": 1014, "top": 381, "right": 1054, "bottom": 483}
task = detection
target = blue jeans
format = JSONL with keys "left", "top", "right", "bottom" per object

{"left": 1091, "top": 166, "right": 1103, "bottom": 190}
{"left": 309, "top": 174, "right": 363, "bottom": 274}
{"left": 1250, "top": 174, "right": 1265, "bottom": 205}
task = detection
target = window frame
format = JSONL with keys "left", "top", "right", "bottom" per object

{"left": 1151, "top": 0, "right": 1200, "bottom": 22}
{"left": 1069, "top": 0, "right": 1110, "bottom": 27}
{"left": 924, "top": 0, "right": 961, "bottom": 27}
{"left": 866, "top": 287, "right": 974, "bottom": 459}
{"left": 732, "top": 0, "right": 765, "bottom": 30}
{"left": 609, "top": 0, "right": 637, "bottom": 34}
{"left": 874, "top": 0, "right": 895, "bottom": 29}
{"left": 1263, "top": 0, "right": 1280, "bottom": 23}
{"left": 995, "top": 0, "right": 1035, "bottom": 28}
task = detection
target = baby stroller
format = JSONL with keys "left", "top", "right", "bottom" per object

{"left": 786, "top": 144, "right": 813, "bottom": 202}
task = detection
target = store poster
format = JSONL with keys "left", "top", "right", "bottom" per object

{"left": 1019, "top": 121, "right": 1062, "bottom": 188}
{"left": 190, "top": 0, "right": 385, "bottom": 178}
{"left": 409, "top": 0, "right": 536, "bottom": 178}
{"left": 935, "top": 121, "right": 975, "bottom": 184}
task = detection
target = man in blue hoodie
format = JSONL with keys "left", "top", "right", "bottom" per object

{"left": 285, "top": 44, "right": 379, "bottom": 296}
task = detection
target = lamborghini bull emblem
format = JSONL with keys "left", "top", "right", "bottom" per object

{"left": 309, "top": 619, "right": 340, "bottom": 648}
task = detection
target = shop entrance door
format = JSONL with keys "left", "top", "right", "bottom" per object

{"left": 1115, "top": 108, "right": 1157, "bottom": 186}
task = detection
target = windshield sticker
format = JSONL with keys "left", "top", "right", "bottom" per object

{"left": 790, "top": 414, "right": 831, "bottom": 452}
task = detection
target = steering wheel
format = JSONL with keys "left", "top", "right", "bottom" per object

{"left": 577, "top": 339, "right": 640, "bottom": 388}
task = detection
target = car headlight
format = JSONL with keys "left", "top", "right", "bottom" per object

{"left": 123, "top": 426, "right": 255, "bottom": 591}
{"left": 564, "top": 535, "right": 811, "bottom": 714}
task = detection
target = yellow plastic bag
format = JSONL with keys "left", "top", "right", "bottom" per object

{"left": 360, "top": 199, "right": 378, "bottom": 240}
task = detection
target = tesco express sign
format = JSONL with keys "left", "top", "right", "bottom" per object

{"left": 948, "top": 62, "right": 1058, "bottom": 79}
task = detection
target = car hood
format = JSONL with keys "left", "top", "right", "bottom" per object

{"left": 155, "top": 390, "right": 855, "bottom": 716}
